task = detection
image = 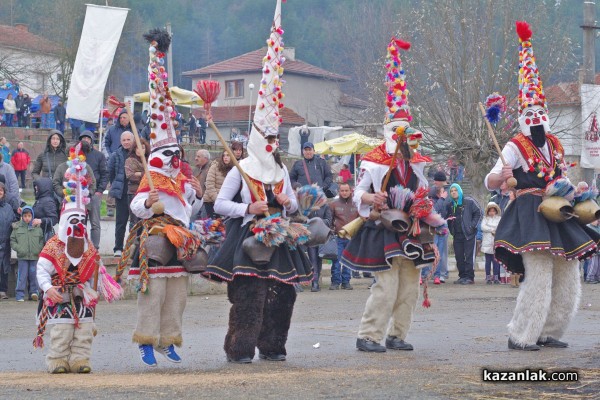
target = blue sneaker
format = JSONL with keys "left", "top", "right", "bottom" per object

{"left": 156, "top": 345, "right": 181, "bottom": 363}
{"left": 139, "top": 345, "right": 157, "bottom": 367}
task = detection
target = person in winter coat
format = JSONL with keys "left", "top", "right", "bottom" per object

{"left": 202, "top": 151, "right": 233, "bottom": 217}
{"left": 3, "top": 94, "right": 17, "bottom": 127}
{"left": 0, "top": 151, "right": 19, "bottom": 197}
{"left": 10, "top": 206, "right": 44, "bottom": 301}
{"left": 40, "top": 93, "right": 52, "bottom": 129}
{"left": 124, "top": 137, "right": 150, "bottom": 228}
{"left": 305, "top": 202, "right": 333, "bottom": 292}
{"left": 53, "top": 100, "right": 66, "bottom": 133}
{"left": 289, "top": 142, "right": 333, "bottom": 192}
{"left": 442, "top": 183, "right": 482, "bottom": 284}
{"left": 1, "top": 137, "right": 11, "bottom": 163}
{"left": 481, "top": 202, "right": 502, "bottom": 284}
{"left": 108, "top": 131, "right": 133, "bottom": 256}
{"left": 103, "top": 110, "right": 131, "bottom": 158}
{"left": 0, "top": 174, "right": 23, "bottom": 216}
{"left": 0, "top": 182, "right": 18, "bottom": 299}
{"left": 17, "top": 93, "right": 32, "bottom": 127}
{"left": 31, "top": 130, "right": 67, "bottom": 180}
{"left": 11, "top": 142, "right": 30, "bottom": 188}
{"left": 32, "top": 178, "right": 59, "bottom": 241}
{"left": 79, "top": 131, "right": 108, "bottom": 249}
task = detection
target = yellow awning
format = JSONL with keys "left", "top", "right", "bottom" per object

{"left": 314, "top": 132, "right": 383, "bottom": 155}
{"left": 133, "top": 86, "right": 204, "bottom": 106}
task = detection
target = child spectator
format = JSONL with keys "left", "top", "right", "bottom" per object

{"left": 32, "top": 178, "right": 59, "bottom": 241}
{"left": 481, "top": 202, "right": 502, "bottom": 284}
{"left": 338, "top": 163, "right": 352, "bottom": 184}
{"left": 10, "top": 206, "right": 44, "bottom": 302}
{"left": 11, "top": 142, "right": 30, "bottom": 189}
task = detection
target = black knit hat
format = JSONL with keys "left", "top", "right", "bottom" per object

{"left": 433, "top": 171, "right": 447, "bottom": 182}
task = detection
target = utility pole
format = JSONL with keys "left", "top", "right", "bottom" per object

{"left": 582, "top": 1, "right": 599, "bottom": 183}
{"left": 166, "top": 22, "right": 174, "bottom": 87}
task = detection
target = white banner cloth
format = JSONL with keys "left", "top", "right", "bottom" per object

{"left": 67, "top": 4, "right": 128, "bottom": 123}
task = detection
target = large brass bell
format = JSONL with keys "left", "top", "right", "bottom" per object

{"left": 305, "top": 217, "right": 330, "bottom": 247}
{"left": 338, "top": 217, "right": 364, "bottom": 240}
{"left": 380, "top": 209, "right": 411, "bottom": 233}
{"left": 573, "top": 200, "right": 600, "bottom": 225}
{"left": 538, "top": 196, "right": 576, "bottom": 223}
{"left": 242, "top": 236, "right": 277, "bottom": 265}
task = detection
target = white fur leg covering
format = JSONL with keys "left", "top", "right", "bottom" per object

{"left": 539, "top": 257, "right": 581, "bottom": 342}
{"left": 507, "top": 251, "right": 553, "bottom": 346}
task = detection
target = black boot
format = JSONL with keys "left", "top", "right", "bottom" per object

{"left": 508, "top": 338, "right": 540, "bottom": 351}
{"left": 385, "top": 336, "right": 414, "bottom": 350}
{"left": 536, "top": 337, "right": 568, "bottom": 348}
{"left": 356, "top": 338, "right": 386, "bottom": 352}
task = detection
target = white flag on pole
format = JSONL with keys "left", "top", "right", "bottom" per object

{"left": 66, "top": 4, "right": 128, "bottom": 123}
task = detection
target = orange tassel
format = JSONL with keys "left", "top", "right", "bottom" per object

{"left": 163, "top": 224, "right": 187, "bottom": 247}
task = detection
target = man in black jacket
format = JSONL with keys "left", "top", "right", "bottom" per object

{"left": 80, "top": 130, "right": 108, "bottom": 250}
{"left": 443, "top": 183, "right": 482, "bottom": 284}
{"left": 53, "top": 100, "right": 67, "bottom": 134}
{"left": 103, "top": 110, "right": 131, "bottom": 158}
{"left": 289, "top": 142, "right": 333, "bottom": 192}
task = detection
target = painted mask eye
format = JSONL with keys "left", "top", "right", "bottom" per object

{"left": 162, "top": 149, "right": 181, "bottom": 158}
{"left": 525, "top": 111, "right": 535, "bottom": 117}
{"left": 69, "top": 217, "right": 81, "bottom": 225}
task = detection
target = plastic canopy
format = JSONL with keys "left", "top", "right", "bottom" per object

{"left": 133, "top": 86, "right": 204, "bottom": 106}
{"left": 314, "top": 132, "right": 383, "bottom": 155}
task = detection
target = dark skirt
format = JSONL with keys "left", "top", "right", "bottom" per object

{"left": 495, "top": 194, "right": 600, "bottom": 274}
{"left": 340, "top": 220, "right": 435, "bottom": 272}
{"left": 203, "top": 217, "right": 313, "bottom": 285}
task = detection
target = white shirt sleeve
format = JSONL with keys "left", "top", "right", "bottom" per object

{"left": 37, "top": 257, "right": 57, "bottom": 293}
{"left": 130, "top": 191, "right": 154, "bottom": 220}
{"left": 214, "top": 168, "right": 249, "bottom": 218}
{"left": 353, "top": 168, "right": 373, "bottom": 218}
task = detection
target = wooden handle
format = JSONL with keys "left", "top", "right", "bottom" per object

{"left": 208, "top": 120, "right": 270, "bottom": 217}
{"left": 478, "top": 102, "right": 517, "bottom": 188}
{"left": 124, "top": 105, "right": 154, "bottom": 191}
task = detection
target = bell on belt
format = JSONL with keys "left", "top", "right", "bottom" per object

{"left": 538, "top": 196, "right": 576, "bottom": 223}
{"left": 242, "top": 236, "right": 277, "bottom": 265}
{"left": 145, "top": 235, "right": 176, "bottom": 265}
{"left": 380, "top": 209, "right": 411, "bottom": 233}
{"left": 305, "top": 217, "right": 330, "bottom": 247}
{"left": 573, "top": 199, "right": 600, "bottom": 225}
{"left": 338, "top": 217, "right": 364, "bottom": 240}
{"left": 182, "top": 248, "right": 209, "bottom": 274}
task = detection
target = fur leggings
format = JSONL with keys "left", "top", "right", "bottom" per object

{"left": 225, "top": 276, "right": 297, "bottom": 360}
{"left": 507, "top": 251, "right": 581, "bottom": 346}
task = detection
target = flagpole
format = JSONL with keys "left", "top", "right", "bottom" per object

{"left": 98, "top": 107, "right": 104, "bottom": 152}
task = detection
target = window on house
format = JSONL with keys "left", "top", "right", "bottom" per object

{"left": 225, "top": 79, "right": 244, "bottom": 98}
{"left": 35, "top": 72, "right": 47, "bottom": 93}
{"left": 324, "top": 120, "right": 332, "bottom": 127}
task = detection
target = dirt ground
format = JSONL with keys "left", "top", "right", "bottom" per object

{"left": 0, "top": 271, "right": 599, "bottom": 399}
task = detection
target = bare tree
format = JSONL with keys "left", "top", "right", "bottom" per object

{"left": 378, "top": 0, "right": 579, "bottom": 199}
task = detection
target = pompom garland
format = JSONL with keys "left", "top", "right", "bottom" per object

{"left": 516, "top": 20, "right": 546, "bottom": 114}
{"left": 145, "top": 28, "right": 178, "bottom": 150}
{"left": 190, "top": 218, "right": 226, "bottom": 245}
{"left": 62, "top": 143, "right": 90, "bottom": 208}
{"left": 574, "top": 187, "right": 599, "bottom": 203}
{"left": 545, "top": 178, "right": 576, "bottom": 201}
{"left": 384, "top": 37, "right": 412, "bottom": 123}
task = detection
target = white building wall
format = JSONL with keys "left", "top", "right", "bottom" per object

{"left": 1, "top": 46, "right": 61, "bottom": 97}
{"left": 190, "top": 72, "right": 362, "bottom": 127}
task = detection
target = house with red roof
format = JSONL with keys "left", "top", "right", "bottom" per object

{"left": 0, "top": 23, "right": 62, "bottom": 97}
{"left": 182, "top": 47, "right": 367, "bottom": 148}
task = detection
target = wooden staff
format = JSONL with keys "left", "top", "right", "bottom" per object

{"left": 122, "top": 104, "right": 165, "bottom": 215}
{"left": 478, "top": 102, "right": 517, "bottom": 188}
{"left": 207, "top": 119, "right": 272, "bottom": 217}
